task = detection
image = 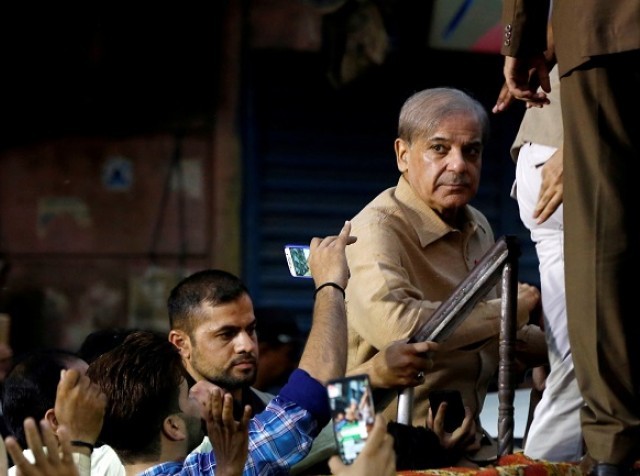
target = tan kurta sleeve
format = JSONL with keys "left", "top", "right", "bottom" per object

{"left": 345, "top": 211, "right": 508, "bottom": 363}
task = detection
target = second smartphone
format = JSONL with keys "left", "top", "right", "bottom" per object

{"left": 326, "top": 374, "right": 376, "bottom": 465}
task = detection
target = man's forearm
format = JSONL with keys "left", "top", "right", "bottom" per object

{"left": 298, "top": 286, "right": 347, "bottom": 384}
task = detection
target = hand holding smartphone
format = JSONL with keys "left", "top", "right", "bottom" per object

{"left": 327, "top": 374, "right": 376, "bottom": 464}
{"left": 284, "top": 244, "right": 312, "bottom": 278}
{"left": 429, "top": 389, "right": 466, "bottom": 433}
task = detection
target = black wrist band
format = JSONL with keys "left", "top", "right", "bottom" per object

{"left": 70, "top": 440, "right": 95, "bottom": 452}
{"left": 313, "top": 282, "right": 345, "bottom": 300}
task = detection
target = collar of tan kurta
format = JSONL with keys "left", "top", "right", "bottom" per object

{"left": 394, "top": 174, "right": 488, "bottom": 248}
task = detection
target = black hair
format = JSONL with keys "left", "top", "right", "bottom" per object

{"left": 2, "top": 349, "right": 84, "bottom": 447}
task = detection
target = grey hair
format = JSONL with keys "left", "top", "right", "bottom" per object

{"left": 397, "top": 87, "right": 489, "bottom": 144}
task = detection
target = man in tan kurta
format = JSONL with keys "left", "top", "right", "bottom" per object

{"left": 345, "top": 87, "right": 543, "bottom": 463}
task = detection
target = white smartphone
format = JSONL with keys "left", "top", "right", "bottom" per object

{"left": 284, "top": 244, "right": 312, "bottom": 278}
{"left": 327, "top": 374, "right": 375, "bottom": 465}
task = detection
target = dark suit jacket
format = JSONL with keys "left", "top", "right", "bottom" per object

{"left": 500, "top": 0, "right": 640, "bottom": 76}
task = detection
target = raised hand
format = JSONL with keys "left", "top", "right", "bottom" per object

{"left": 202, "top": 388, "right": 251, "bottom": 476}
{"left": 5, "top": 419, "right": 81, "bottom": 476}
{"left": 427, "top": 403, "right": 478, "bottom": 452}
{"left": 53, "top": 369, "right": 106, "bottom": 451}
{"left": 308, "top": 220, "right": 357, "bottom": 291}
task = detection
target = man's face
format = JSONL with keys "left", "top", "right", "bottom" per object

{"left": 395, "top": 112, "right": 482, "bottom": 222}
{"left": 179, "top": 293, "right": 259, "bottom": 391}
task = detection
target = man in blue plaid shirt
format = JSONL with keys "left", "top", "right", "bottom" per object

{"left": 89, "top": 222, "right": 356, "bottom": 475}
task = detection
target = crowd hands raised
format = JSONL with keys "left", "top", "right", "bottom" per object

{"left": 0, "top": 348, "right": 475, "bottom": 476}
{"left": 0, "top": 217, "right": 494, "bottom": 476}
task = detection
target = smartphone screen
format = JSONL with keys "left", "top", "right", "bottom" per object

{"left": 429, "top": 389, "right": 465, "bottom": 433}
{"left": 326, "top": 374, "right": 375, "bottom": 464}
{"left": 284, "top": 245, "right": 312, "bottom": 278}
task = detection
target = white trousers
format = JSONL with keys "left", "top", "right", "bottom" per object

{"left": 515, "top": 143, "right": 584, "bottom": 462}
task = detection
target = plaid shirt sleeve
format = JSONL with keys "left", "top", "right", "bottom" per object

{"left": 139, "top": 370, "right": 329, "bottom": 476}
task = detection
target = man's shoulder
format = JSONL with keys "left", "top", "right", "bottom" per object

{"left": 351, "top": 186, "right": 417, "bottom": 234}
{"left": 91, "top": 445, "right": 125, "bottom": 476}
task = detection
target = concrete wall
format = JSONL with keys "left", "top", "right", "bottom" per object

{"left": 0, "top": 133, "right": 217, "bottom": 352}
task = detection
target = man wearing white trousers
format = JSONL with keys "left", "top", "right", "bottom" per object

{"left": 506, "top": 66, "right": 584, "bottom": 462}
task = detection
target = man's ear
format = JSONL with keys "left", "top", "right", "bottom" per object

{"left": 162, "top": 414, "right": 186, "bottom": 442}
{"left": 395, "top": 138, "right": 410, "bottom": 173}
{"left": 169, "top": 330, "right": 191, "bottom": 360}
{"left": 44, "top": 408, "right": 59, "bottom": 432}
